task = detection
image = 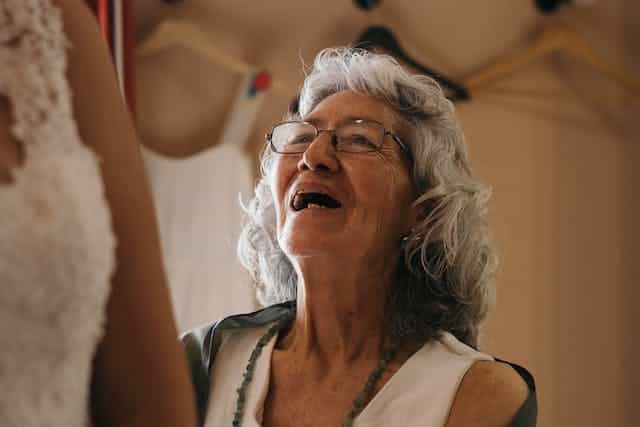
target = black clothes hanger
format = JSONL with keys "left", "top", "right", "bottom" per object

{"left": 355, "top": 25, "right": 470, "bottom": 102}
{"left": 535, "top": 0, "right": 571, "bottom": 13}
{"left": 353, "top": 0, "right": 382, "bottom": 11}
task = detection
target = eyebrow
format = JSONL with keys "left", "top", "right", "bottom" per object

{"left": 304, "top": 115, "right": 383, "bottom": 128}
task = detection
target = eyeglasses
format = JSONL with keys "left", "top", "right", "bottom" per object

{"left": 265, "top": 119, "right": 410, "bottom": 156}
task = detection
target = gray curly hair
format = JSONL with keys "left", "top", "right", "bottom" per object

{"left": 238, "top": 48, "right": 496, "bottom": 348}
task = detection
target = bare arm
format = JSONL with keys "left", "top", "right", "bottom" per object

{"left": 445, "top": 361, "right": 530, "bottom": 427}
{"left": 51, "top": 1, "right": 197, "bottom": 426}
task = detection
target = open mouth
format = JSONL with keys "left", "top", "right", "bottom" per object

{"left": 291, "top": 191, "right": 342, "bottom": 211}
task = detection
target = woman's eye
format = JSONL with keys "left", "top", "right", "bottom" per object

{"left": 290, "top": 134, "right": 314, "bottom": 144}
{"left": 345, "top": 134, "right": 374, "bottom": 146}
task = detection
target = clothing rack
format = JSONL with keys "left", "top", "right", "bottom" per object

{"left": 138, "top": 14, "right": 638, "bottom": 108}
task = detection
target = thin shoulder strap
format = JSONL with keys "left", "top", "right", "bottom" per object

{"left": 218, "top": 70, "right": 271, "bottom": 150}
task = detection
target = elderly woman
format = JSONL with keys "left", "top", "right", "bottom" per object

{"left": 183, "top": 48, "right": 536, "bottom": 427}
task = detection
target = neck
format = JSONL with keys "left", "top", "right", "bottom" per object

{"left": 278, "top": 252, "right": 398, "bottom": 365}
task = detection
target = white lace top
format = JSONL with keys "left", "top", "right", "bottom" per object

{"left": 0, "top": 1, "right": 116, "bottom": 426}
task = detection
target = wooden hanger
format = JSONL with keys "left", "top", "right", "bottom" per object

{"left": 462, "top": 22, "right": 640, "bottom": 97}
{"left": 136, "top": 19, "right": 291, "bottom": 95}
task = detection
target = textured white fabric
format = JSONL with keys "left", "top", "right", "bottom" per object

{"left": 204, "top": 328, "right": 493, "bottom": 427}
{"left": 0, "top": 1, "right": 116, "bottom": 426}
{"left": 142, "top": 73, "right": 265, "bottom": 333}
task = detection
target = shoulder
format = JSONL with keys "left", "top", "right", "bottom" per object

{"left": 445, "top": 360, "right": 531, "bottom": 427}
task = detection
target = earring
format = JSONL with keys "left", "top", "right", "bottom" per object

{"left": 401, "top": 228, "right": 416, "bottom": 246}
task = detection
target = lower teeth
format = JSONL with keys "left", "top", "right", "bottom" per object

{"left": 307, "top": 203, "right": 325, "bottom": 209}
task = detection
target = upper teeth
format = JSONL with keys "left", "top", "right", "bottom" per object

{"left": 291, "top": 190, "right": 341, "bottom": 211}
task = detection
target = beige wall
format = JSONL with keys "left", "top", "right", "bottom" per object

{"left": 472, "top": 2, "right": 638, "bottom": 426}
{"left": 466, "top": 61, "right": 632, "bottom": 426}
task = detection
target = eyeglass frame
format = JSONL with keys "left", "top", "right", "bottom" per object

{"left": 265, "top": 119, "right": 411, "bottom": 159}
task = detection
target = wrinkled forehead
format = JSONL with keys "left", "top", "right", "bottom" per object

{"left": 302, "top": 90, "right": 400, "bottom": 130}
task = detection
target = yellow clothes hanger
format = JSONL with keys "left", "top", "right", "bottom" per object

{"left": 462, "top": 22, "right": 640, "bottom": 97}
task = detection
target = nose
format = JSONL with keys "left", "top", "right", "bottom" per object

{"left": 297, "top": 131, "right": 340, "bottom": 174}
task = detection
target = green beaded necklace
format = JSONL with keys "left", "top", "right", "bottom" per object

{"left": 232, "top": 317, "right": 399, "bottom": 427}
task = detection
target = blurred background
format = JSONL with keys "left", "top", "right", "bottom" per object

{"left": 90, "top": 0, "right": 639, "bottom": 425}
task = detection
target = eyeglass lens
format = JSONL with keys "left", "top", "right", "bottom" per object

{"left": 271, "top": 121, "right": 384, "bottom": 153}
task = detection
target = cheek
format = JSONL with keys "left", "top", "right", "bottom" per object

{"left": 360, "top": 152, "right": 411, "bottom": 199}
{"left": 353, "top": 160, "right": 413, "bottom": 225}
{"left": 384, "top": 170, "right": 413, "bottom": 219}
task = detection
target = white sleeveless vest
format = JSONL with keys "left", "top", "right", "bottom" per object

{"left": 204, "top": 325, "right": 493, "bottom": 427}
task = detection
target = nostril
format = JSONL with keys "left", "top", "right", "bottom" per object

{"left": 297, "top": 134, "right": 341, "bottom": 173}
{"left": 299, "top": 156, "right": 331, "bottom": 172}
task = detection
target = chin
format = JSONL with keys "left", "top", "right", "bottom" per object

{"left": 279, "top": 228, "right": 346, "bottom": 258}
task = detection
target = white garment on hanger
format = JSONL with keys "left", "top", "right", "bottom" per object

{"left": 143, "top": 72, "right": 268, "bottom": 332}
